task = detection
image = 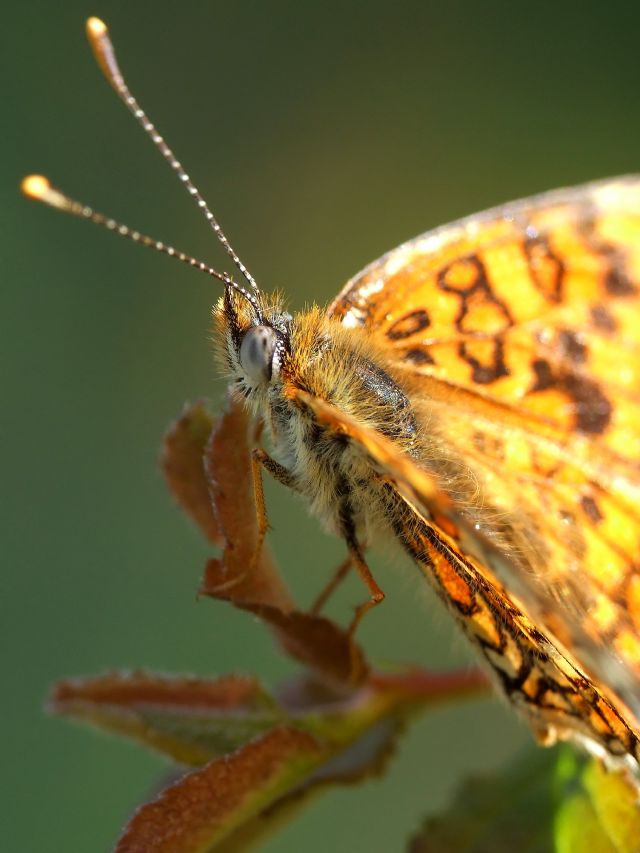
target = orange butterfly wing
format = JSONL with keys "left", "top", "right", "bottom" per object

{"left": 328, "top": 176, "right": 640, "bottom": 732}
{"left": 289, "top": 388, "right": 639, "bottom": 762}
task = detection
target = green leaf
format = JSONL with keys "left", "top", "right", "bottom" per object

{"left": 410, "top": 746, "right": 561, "bottom": 853}
{"left": 555, "top": 753, "right": 640, "bottom": 853}
{"left": 410, "top": 746, "right": 640, "bottom": 853}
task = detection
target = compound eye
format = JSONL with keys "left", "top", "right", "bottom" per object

{"left": 239, "top": 325, "right": 278, "bottom": 384}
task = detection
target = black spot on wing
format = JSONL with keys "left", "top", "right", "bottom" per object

{"left": 531, "top": 358, "right": 555, "bottom": 391}
{"left": 459, "top": 339, "right": 509, "bottom": 385}
{"left": 557, "top": 329, "right": 587, "bottom": 364}
{"left": 387, "top": 309, "right": 431, "bottom": 340}
{"left": 580, "top": 494, "right": 603, "bottom": 523}
{"left": 523, "top": 235, "right": 565, "bottom": 303}
{"left": 528, "top": 358, "right": 612, "bottom": 435}
{"left": 580, "top": 214, "right": 638, "bottom": 297}
{"left": 605, "top": 268, "right": 637, "bottom": 297}
{"left": 590, "top": 304, "right": 617, "bottom": 333}
{"left": 563, "top": 374, "right": 612, "bottom": 434}
{"left": 404, "top": 347, "right": 435, "bottom": 365}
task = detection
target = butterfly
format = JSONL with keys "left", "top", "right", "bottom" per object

{"left": 23, "top": 17, "right": 640, "bottom": 773}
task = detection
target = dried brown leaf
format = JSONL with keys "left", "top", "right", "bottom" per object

{"left": 204, "top": 394, "right": 294, "bottom": 611}
{"left": 52, "top": 671, "right": 262, "bottom": 710}
{"left": 161, "top": 402, "right": 222, "bottom": 546}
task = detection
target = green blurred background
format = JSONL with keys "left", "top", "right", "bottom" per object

{"left": 5, "top": 1, "right": 640, "bottom": 850}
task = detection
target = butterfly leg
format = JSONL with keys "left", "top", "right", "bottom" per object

{"left": 346, "top": 545, "right": 385, "bottom": 637}
{"left": 310, "top": 555, "right": 353, "bottom": 615}
{"left": 341, "top": 509, "right": 385, "bottom": 637}
{"left": 252, "top": 448, "right": 297, "bottom": 490}
{"left": 250, "top": 449, "right": 298, "bottom": 571}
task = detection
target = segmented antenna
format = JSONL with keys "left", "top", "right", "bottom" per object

{"left": 21, "top": 175, "right": 263, "bottom": 315}
{"left": 85, "top": 16, "right": 258, "bottom": 293}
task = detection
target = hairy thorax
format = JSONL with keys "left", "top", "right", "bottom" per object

{"left": 255, "top": 316, "right": 423, "bottom": 544}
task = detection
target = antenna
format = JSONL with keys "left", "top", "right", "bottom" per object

{"left": 21, "top": 175, "right": 263, "bottom": 316}
{"left": 85, "top": 17, "right": 258, "bottom": 294}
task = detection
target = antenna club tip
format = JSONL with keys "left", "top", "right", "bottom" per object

{"left": 21, "top": 174, "right": 51, "bottom": 200}
{"left": 86, "top": 17, "right": 108, "bottom": 39}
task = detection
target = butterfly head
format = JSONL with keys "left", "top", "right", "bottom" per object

{"left": 216, "top": 286, "right": 293, "bottom": 399}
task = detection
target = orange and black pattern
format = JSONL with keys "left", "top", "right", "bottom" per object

{"left": 329, "top": 177, "right": 640, "bottom": 760}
